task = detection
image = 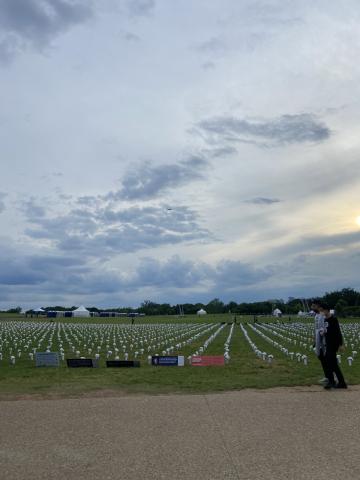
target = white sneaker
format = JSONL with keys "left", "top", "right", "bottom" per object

{"left": 319, "top": 377, "right": 329, "bottom": 384}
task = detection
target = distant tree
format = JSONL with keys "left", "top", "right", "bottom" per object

{"left": 286, "top": 298, "right": 304, "bottom": 313}
{"left": 6, "top": 307, "right": 22, "bottom": 314}
{"left": 225, "top": 301, "right": 238, "bottom": 313}
{"left": 181, "top": 303, "right": 196, "bottom": 314}
{"left": 343, "top": 306, "right": 360, "bottom": 317}
{"left": 206, "top": 298, "right": 225, "bottom": 314}
{"left": 335, "top": 299, "right": 348, "bottom": 316}
{"left": 340, "top": 288, "right": 359, "bottom": 306}
{"left": 323, "top": 288, "right": 359, "bottom": 308}
{"left": 139, "top": 300, "right": 160, "bottom": 315}
{"left": 356, "top": 294, "right": 360, "bottom": 307}
{"left": 157, "top": 303, "right": 173, "bottom": 315}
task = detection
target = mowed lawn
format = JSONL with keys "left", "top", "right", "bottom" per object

{"left": 1, "top": 314, "right": 360, "bottom": 398}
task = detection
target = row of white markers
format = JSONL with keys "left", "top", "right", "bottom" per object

{"left": 241, "top": 321, "right": 358, "bottom": 366}
{"left": 0, "top": 321, "right": 232, "bottom": 365}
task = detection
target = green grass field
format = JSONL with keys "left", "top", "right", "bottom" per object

{"left": 0, "top": 314, "right": 359, "bottom": 398}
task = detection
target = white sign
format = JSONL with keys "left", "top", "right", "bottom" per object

{"left": 177, "top": 355, "right": 185, "bottom": 367}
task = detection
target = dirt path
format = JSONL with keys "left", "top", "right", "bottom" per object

{"left": 1, "top": 386, "right": 359, "bottom": 479}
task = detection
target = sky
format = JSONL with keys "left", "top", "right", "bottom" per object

{"left": 1, "top": 0, "right": 360, "bottom": 309}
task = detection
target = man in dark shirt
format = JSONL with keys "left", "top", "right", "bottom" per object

{"left": 319, "top": 302, "right": 347, "bottom": 389}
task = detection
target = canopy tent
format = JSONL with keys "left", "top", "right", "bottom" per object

{"left": 73, "top": 305, "right": 90, "bottom": 317}
{"left": 273, "top": 308, "right": 282, "bottom": 317}
{"left": 33, "top": 307, "right": 45, "bottom": 313}
{"left": 197, "top": 309, "right": 207, "bottom": 316}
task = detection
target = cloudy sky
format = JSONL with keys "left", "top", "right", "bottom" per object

{"left": 1, "top": 0, "right": 360, "bottom": 309}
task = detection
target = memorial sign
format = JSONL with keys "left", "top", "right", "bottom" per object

{"left": 106, "top": 360, "right": 140, "bottom": 367}
{"left": 191, "top": 355, "right": 225, "bottom": 366}
{"left": 66, "top": 358, "right": 94, "bottom": 368}
{"left": 151, "top": 355, "right": 185, "bottom": 366}
{"left": 35, "top": 352, "right": 60, "bottom": 367}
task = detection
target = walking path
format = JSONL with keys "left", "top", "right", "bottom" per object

{"left": 1, "top": 386, "right": 359, "bottom": 479}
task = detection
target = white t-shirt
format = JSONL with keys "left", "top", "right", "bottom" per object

{"left": 315, "top": 313, "right": 325, "bottom": 331}
{"left": 314, "top": 313, "right": 326, "bottom": 355}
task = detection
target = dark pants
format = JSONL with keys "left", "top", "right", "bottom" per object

{"left": 317, "top": 349, "right": 327, "bottom": 377}
{"left": 323, "top": 348, "right": 346, "bottom": 386}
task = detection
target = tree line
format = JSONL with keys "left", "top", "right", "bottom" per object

{"left": 2, "top": 287, "right": 360, "bottom": 317}
{"left": 137, "top": 288, "right": 360, "bottom": 316}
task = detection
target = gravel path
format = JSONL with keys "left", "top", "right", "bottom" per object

{"left": 1, "top": 386, "right": 360, "bottom": 479}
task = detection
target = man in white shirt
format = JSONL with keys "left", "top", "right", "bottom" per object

{"left": 311, "top": 300, "right": 327, "bottom": 384}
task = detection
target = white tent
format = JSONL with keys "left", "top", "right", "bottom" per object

{"left": 197, "top": 308, "right": 207, "bottom": 316}
{"left": 273, "top": 308, "right": 282, "bottom": 317}
{"left": 33, "top": 307, "right": 45, "bottom": 313}
{"left": 73, "top": 305, "right": 90, "bottom": 317}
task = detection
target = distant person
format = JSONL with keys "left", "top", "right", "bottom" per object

{"left": 311, "top": 300, "right": 327, "bottom": 385}
{"left": 319, "top": 302, "right": 347, "bottom": 389}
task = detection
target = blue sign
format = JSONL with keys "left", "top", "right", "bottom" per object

{"left": 35, "top": 352, "right": 60, "bottom": 367}
{"left": 151, "top": 355, "right": 184, "bottom": 366}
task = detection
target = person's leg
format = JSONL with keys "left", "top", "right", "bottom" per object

{"left": 333, "top": 355, "right": 347, "bottom": 387}
{"left": 318, "top": 350, "right": 327, "bottom": 378}
{"left": 324, "top": 350, "right": 336, "bottom": 387}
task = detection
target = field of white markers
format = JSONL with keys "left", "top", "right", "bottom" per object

{"left": 0, "top": 319, "right": 359, "bottom": 369}
{"left": 0, "top": 321, "right": 231, "bottom": 366}
{"left": 241, "top": 321, "right": 359, "bottom": 367}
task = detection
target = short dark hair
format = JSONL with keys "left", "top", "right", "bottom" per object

{"left": 318, "top": 301, "right": 331, "bottom": 311}
{"left": 310, "top": 298, "right": 322, "bottom": 306}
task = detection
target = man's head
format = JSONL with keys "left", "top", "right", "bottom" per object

{"left": 310, "top": 299, "right": 322, "bottom": 313}
{"left": 318, "top": 301, "right": 331, "bottom": 315}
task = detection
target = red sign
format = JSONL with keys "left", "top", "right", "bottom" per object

{"left": 191, "top": 355, "right": 225, "bottom": 366}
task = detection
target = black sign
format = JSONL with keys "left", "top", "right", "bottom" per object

{"left": 106, "top": 360, "right": 140, "bottom": 368}
{"left": 66, "top": 358, "right": 94, "bottom": 368}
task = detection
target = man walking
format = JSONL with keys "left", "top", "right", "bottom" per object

{"left": 319, "top": 302, "right": 347, "bottom": 389}
{"left": 311, "top": 300, "right": 327, "bottom": 384}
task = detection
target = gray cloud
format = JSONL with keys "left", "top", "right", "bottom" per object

{"left": 108, "top": 155, "right": 208, "bottom": 201}
{"left": 194, "top": 113, "right": 331, "bottom": 148}
{"left": 275, "top": 230, "right": 360, "bottom": 258}
{"left": 0, "top": 31, "right": 20, "bottom": 63}
{"left": 0, "top": 0, "right": 93, "bottom": 62}
{"left": 0, "top": 249, "right": 274, "bottom": 298}
{"left": 40, "top": 171, "right": 64, "bottom": 181}
{"left": 126, "top": 0, "right": 155, "bottom": 18}
{"left": 133, "top": 255, "right": 211, "bottom": 289}
{"left": 204, "top": 146, "right": 237, "bottom": 158}
{"left": 77, "top": 195, "right": 101, "bottom": 206}
{"left": 244, "top": 2, "right": 303, "bottom": 28}
{"left": 0, "top": 237, "right": 359, "bottom": 306}
{"left": 23, "top": 201, "right": 212, "bottom": 256}
{"left": 20, "top": 197, "right": 46, "bottom": 219}
{"left": 212, "top": 259, "right": 274, "bottom": 287}
{"left": 0, "top": 192, "right": 7, "bottom": 213}
{"left": 122, "top": 31, "right": 140, "bottom": 42}
{"left": 0, "top": 250, "right": 88, "bottom": 286}
{"left": 130, "top": 256, "right": 273, "bottom": 291}
{"left": 195, "top": 37, "right": 226, "bottom": 55}
{"left": 201, "top": 61, "right": 215, "bottom": 70}
{"left": 245, "top": 197, "right": 281, "bottom": 205}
